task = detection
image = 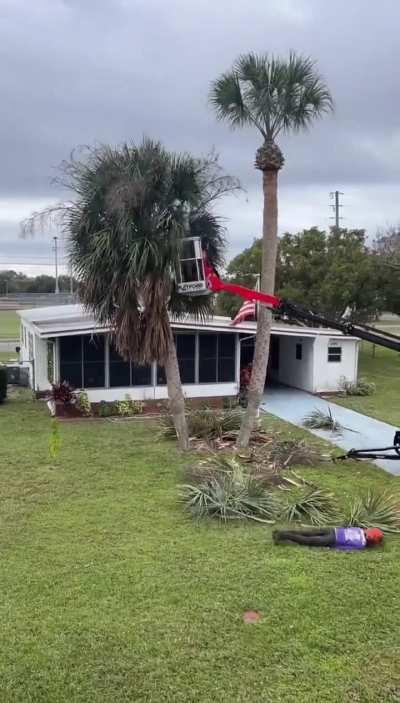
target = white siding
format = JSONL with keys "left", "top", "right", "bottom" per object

{"left": 313, "top": 336, "right": 359, "bottom": 392}
{"left": 82, "top": 383, "right": 238, "bottom": 403}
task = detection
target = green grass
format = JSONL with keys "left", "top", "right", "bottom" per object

{"left": 1, "top": 392, "right": 400, "bottom": 702}
{"left": 0, "top": 310, "right": 20, "bottom": 339}
{"left": 334, "top": 344, "right": 400, "bottom": 426}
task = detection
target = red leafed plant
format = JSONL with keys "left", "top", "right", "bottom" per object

{"left": 51, "top": 381, "right": 76, "bottom": 405}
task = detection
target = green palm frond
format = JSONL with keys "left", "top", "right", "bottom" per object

{"left": 39, "top": 139, "right": 235, "bottom": 364}
{"left": 210, "top": 51, "right": 333, "bottom": 141}
{"left": 342, "top": 491, "right": 400, "bottom": 533}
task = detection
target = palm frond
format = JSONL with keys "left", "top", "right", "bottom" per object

{"left": 342, "top": 491, "right": 400, "bottom": 533}
{"left": 303, "top": 407, "right": 343, "bottom": 433}
{"left": 180, "top": 460, "right": 280, "bottom": 523}
{"left": 210, "top": 51, "right": 333, "bottom": 141}
{"left": 279, "top": 478, "right": 338, "bottom": 525}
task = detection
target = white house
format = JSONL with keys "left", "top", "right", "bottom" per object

{"left": 18, "top": 304, "right": 359, "bottom": 401}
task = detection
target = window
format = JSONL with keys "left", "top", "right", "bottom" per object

{"left": 59, "top": 335, "right": 83, "bottom": 388}
{"left": 109, "top": 342, "right": 131, "bottom": 387}
{"left": 83, "top": 335, "right": 105, "bottom": 388}
{"left": 218, "top": 333, "right": 236, "bottom": 382}
{"left": 328, "top": 345, "right": 342, "bottom": 363}
{"left": 131, "top": 363, "right": 152, "bottom": 386}
{"left": 199, "top": 333, "right": 236, "bottom": 383}
{"left": 199, "top": 334, "right": 217, "bottom": 383}
{"left": 176, "top": 334, "right": 196, "bottom": 383}
{"left": 109, "top": 342, "right": 152, "bottom": 387}
{"left": 296, "top": 343, "right": 303, "bottom": 361}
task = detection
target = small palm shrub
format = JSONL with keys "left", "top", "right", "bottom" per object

{"left": 341, "top": 490, "right": 400, "bottom": 533}
{"left": 279, "top": 475, "right": 338, "bottom": 525}
{"left": 0, "top": 366, "right": 7, "bottom": 403}
{"left": 339, "top": 377, "right": 375, "bottom": 396}
{"left": 180, "top": 456, "right": 280, "bottom": 523}
{"left": 303, "top": 407, "right": 343, "bottom": 433}
{"left": 161, "top": 407, "right": 243, "bottom": 441}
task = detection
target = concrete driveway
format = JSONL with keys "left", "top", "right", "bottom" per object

{"left": 261, "top": 385, "right": 400, "bottom": 476}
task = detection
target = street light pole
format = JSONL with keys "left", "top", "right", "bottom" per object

{"left": 53, "top": 236, "right": 59, "bottom": 294}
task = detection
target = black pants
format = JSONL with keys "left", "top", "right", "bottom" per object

{"left": 273, "top": 528, "right": 335, "bottom": 547}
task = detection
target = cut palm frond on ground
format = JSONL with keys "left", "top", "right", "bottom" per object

{"left": 279, "top": 474, "right": 338, "bottom": 525}
{"left": 342, "top": 490, "right": 400, "bottom": 533}
{"left": 180, "top": 458, "right": 280, "bottom": 523}
{"left": 303, "top": 407, "right": 343, "bottom": 433}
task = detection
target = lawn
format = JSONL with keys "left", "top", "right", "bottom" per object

{"left": 0, "top": 310, "right": 20, "bottom": 339}
{"left": 335, "top": 343, "right": 400, "bottom": 426}
{"left": 1, "top": 392, "right": 400, "bottom": 702}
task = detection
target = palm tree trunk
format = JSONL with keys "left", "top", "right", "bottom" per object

{"left": 164, "top": 327, "right": 189, "bottom": 451}
{"left": 237, "top": 169, "right": 279, "bottom": 448}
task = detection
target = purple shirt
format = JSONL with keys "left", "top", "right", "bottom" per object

{"left": 335, "top": 527, "right": 367, "bottom": 550}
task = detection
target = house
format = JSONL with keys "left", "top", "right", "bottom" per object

{"left": 18, "top": 304, "right": 359, "bottom": 402}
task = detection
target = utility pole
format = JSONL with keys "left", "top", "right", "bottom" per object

{"left": 329, "top": 190, "right": 344, "bottom": 229}
{"left": 53, "top": 236, "right": 59, "bottom": 294}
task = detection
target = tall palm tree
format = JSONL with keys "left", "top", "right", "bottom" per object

{"left": 210, "top": 52, "right": 333, "bottom": 447}
{"left": 44, "top": 140, "right": 231, "bottom": 450}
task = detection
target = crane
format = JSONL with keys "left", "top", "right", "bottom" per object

{"left": 177, "top": 236, "right": 400, "bottom": 461}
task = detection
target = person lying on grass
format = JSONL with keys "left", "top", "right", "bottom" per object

{"left": 273, "top": 527, "right": 384, "bottom": 550}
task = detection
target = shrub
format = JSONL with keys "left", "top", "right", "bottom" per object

{"left": 341, "top": 490, "right": 400, "bottom": 533}
{"left": 116, "top": 394, "right": 144, "bottom": 417}
{"left": 51, "top": 381, "right": 75, "bottom": 406}
{"left": 0, "top": 366, "right": 7, "bottom": 403}
{"left": 339, "top": 377, "right": 376, "bottom": 396}
{"left": 98, "top": 401, "right": 115, "bottom": 417}
{"left": 303, "top": 407, "right": 343, "bottom": 433}
{"left": 76, "top": 390, "right": 91, "bottom": 416}
{"left": 180, "top": 457, "right": 280, "bottom": 523}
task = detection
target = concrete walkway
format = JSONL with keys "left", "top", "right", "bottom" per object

{"left": 261, "top": 386, "right": 400, "bottom": 476}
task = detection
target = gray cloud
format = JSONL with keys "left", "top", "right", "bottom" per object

{"left": 1, "top": 0, "right": 400, "bottom": 269}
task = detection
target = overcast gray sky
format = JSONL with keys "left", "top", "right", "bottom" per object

{"left": 1, "top": 0, "right": 400, "bottom": 274}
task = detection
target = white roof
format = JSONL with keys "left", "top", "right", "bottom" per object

{"left": 18, "top": 304, "right": 355, "bottom": 340}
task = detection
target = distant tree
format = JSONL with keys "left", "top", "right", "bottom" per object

{"left": 0, "top": 270, "right": 29, "bottom": 295}
{"left": 374, "top": 226, "right": 400, "bottom": 315}
{"left": 29, "top": 275, "right": 56, "bottom": 293}
{"left": 220, "top": 228, "right": 384, "bottom": 322}
{"left": 216, "top": 238, "right": 262, "bottom": 317}
{"left": 210, "top": 52, "right": 333, "bottom": 447}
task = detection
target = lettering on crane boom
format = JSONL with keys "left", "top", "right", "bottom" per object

{"left": 178, "top": 281, "right": 208, "bottom": 294}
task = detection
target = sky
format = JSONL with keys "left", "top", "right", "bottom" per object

{"left": 1, "top": 0, "right": 400, "bottom": 275}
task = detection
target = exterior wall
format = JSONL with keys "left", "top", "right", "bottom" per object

{"left": 313, "top": 336, "right": 359, "bottom": 392}
{"left": 271, "top": 335, "right": 314, "bottom": 392}
{"left": 34, "top": 337, "right": 52, "bottom": 392}
{"left": 83, "top": 383, "right": 237, "bottom": 403}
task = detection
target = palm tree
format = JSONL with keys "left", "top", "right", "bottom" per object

{"left": 32, "top": 140, "right": 234, "bottom": 450}
{"left": 210, "top": 52, "right": 333, "bottom": 447}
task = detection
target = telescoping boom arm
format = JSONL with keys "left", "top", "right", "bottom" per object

{"left": 202, "top": 256, "right": 400, "bottom": 354}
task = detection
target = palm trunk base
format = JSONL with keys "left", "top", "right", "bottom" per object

{"left": 236, "top": 388, "right": 263, "bottom": 447}
{"left": 164, "top": 333, "right": 189, "bottom": 451}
